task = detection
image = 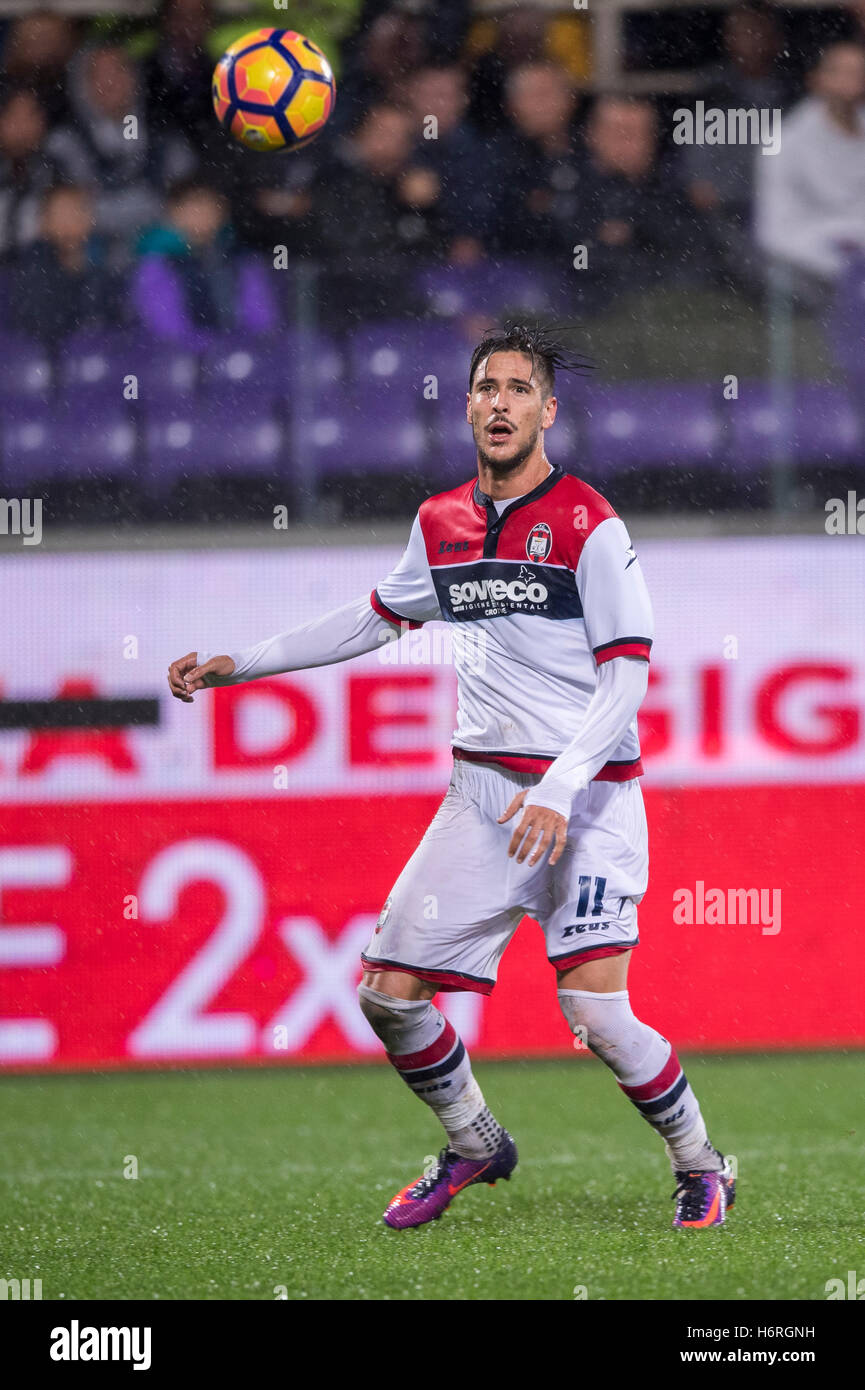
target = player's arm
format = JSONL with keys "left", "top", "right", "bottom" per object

{"left": 167, "top": 594, "right": 395, "bottom": 702}
{"left": 522, "top": 656, "right": 649, "bottom": 815}
{"left": 500, "top": 517, "right": 653, "bottom": 862}
{"left": 167, "top": 514, "right": 441, "bottom": 702}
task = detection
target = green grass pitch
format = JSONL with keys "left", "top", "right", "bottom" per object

{"left": 3, "top": 1053, "right": 862, "bottom": 1301}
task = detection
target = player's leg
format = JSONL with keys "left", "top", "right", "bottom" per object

{"left": 555, "top": 951, "right": 734, "bottom": 1226}
{"left": 541, "top": 780, "right": 734, "bottom": 1227}
{"left": 357, "top": 764, "right": 521, "bottom": 1227}
{"left": 358, "top": 965, "right": 507, "bottom": 1161}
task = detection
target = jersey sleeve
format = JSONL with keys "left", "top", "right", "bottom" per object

{"left": 523, "top": 656, "right": 649, "bottom": 818}
{"left": 576, "top": 516, "right": 653, "bottom": 665}
{"left": 371, "top": 513, "right": 442, "bottom": 627}
{"left": 197, "top": 594, "right": 394, "bottom": 685}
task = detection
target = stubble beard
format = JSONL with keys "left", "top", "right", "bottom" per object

{"left": 474, "top": 421, "right": 541, "bottom": 479}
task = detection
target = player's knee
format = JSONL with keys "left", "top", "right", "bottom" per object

{"left": 357, "top": 982, "right": 398, "bottom": 1030}
{"left": 357, "top": 982, "right": 428, "bottom": 1049}
{"left": 557, "top": 987, "right": 634, "bottom": 1055}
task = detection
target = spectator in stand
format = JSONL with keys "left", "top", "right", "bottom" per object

{"left": 309, "top": 102, "right": 446, "bottom": 323}
{"left": 342, "top": 0, "right": 470, "bottom": 67}
{"left": 227, "top": 139, "right": 319, "bottom": 256}
{"left": 0, "top": 11, "right": 79, "bottom": 126}
{"left": 683, "top": 1, "right": 791, "bottom": 290}
{"left": 755, "top": 42, "right": 865, "bottom": 297}
{"left": 48, "top": 44, "right": 196, "bottom": 262}
{"left": 8, "top": 183, "right": 122, "bottom": 343}
{"left": 497, "top": 61, "right": 582, "bottom": 260}
{"left": 133, "top": 179, "right": 278, "bottom": 343}
{"left": 404, "top": 64, "right": 506, "bottom": 261}
{"left": 693, "top": 0, "right": 792, "bottom": 109}
{"left": 0, "top": 87, "right": 65, "bottom": 259}
{"left": 332, "top": 10, "right": 429, "bottom": 134}
{"left": 144, "top": 0, "right": 229, "bottom": 177}
{"left": 575, "top": 96, "right": 695, "bottom": 310}
{"left": 468, "top": 5, "right": 549, "bottom": 133}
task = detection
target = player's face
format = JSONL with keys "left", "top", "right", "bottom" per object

{"left": 467, "top": 351, "right": 556, "bottom": 475}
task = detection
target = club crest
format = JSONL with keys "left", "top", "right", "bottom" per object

{"left": 526, "top": 522, "right": 552, "bottom": 562}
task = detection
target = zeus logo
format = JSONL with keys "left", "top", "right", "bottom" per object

{"left": 562, "top": 920, "right": 615, "bottom": 938}
{"left": 449, "top": 573, "right": 549, "bottom": 611}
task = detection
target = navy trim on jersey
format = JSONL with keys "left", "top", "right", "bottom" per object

{"left": 453, "top": 744, "right": 561, "bottom": 762}
{"left": 548, "top": 935, "right": 640, "bottom": 965}
{"left": 593, "top": 636, "right": 654, "bottom": 655}
{"left": 370, "top": 588, "right": 423, "bottom": 630}
{"left": 475, "top": 464, "right": 564, "bottom": 560}
{"left": 433, "top": 557, "right": 583, "bottom": 623}
{"left": 360, "top": 953, "right": 494, "bottom": 988}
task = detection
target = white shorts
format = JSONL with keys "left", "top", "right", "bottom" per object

{"left": 361, "top": 757, "right": 649, "bottom": 995}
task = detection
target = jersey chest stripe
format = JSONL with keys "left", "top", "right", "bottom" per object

{"left": 428, "top": 557, "right": 575, "bottom": 573}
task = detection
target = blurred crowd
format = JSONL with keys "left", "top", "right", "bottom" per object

{"left": 1, "top": 0, "right": 865, "bottom": 345}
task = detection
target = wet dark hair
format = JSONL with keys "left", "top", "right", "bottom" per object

{"left": 468, "top": 322, "right": 593, "bottom": 399}
{"left": 0, "top": 82, "right": 45, "bottom": 118}
{"left": 43, "top": 179, "right": 93, "bottom": 206}
{"left": 166, "top": 176, "right": 227, "bottom": 207}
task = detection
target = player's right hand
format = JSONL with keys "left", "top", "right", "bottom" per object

{"left": 167, "top": 652, "right": 235, "bottom": 703}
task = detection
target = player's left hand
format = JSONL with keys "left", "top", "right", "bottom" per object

{"left": 498, "top": 792, "right": 567, "bottom": 867}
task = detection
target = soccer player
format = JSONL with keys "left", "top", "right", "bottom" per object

{"left": 168, "top": 324, "right": 735, "bottom": 1231}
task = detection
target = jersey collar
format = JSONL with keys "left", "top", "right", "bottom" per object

{"left": 474, "top": 463, "right": 563, "bottom": 559}
{"left": 473, "top": 462, "right": 562, "bottom": 526}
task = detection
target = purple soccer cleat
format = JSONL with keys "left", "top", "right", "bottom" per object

{"left": 672, "top": 1157, "right": 736, "bottom": 1228}
{"left": 383, "top": 1132, "right": 518, "bottom": 1229}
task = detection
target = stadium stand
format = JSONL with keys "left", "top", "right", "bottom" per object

{"left": 0, "top": 1, "right": 863, "bottom": 524}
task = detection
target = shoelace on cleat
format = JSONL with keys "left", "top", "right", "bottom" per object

{"left": 407, "top": 1147, "right": 454, "bottom": 1199}
{"left": 671, "top": 1171, "right": 715, "bottom": 1222}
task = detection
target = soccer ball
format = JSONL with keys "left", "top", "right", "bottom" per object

{"left": 212, "top": 28, "right": 336, "bottom": 153}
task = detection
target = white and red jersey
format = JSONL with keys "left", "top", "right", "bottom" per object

{"left": 371, "top": 464, "right": 653, "bottom": 781}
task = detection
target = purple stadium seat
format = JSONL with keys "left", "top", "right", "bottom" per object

{"left": 293, "top": 391, "right": 425, "bottom": 476}
{"left": 829, "top": 255, "right": 865, "bottom": 379}
{"left": 59, "top": 331, "right": 198, "bottom": 403}
{"left": 424, "top": 405, "right": 475, "bottom": 486}
{"left": 1, "top": 399, "right": 136, "bottom": 489}
{"left": 415, "top": 261, "right": 557, "bottom": 319}
{"left": 0, "top": 334, "right": 52, "bottom": 405}
{"left": 200, "top": 332, "right": 344, "bottom": 402}
{"left": 280, "top": 329, "right": 346, "bottom": 393}
{"left": 793, "top": 384, "right": 863, "bottom": 463}
{"left": 349, "top": 321, "right": 473, "bottom": 396}
{"left": 730, "top": 382, "right": 863, "bottom": 469}
{"left": 584, "top": 384, "right": 724, "bottom": 474}
{"left": 131, "top": 255, "right": 280, "bottom": 346}
{"left": 141, "top": 403, "right": 283, "bottom": 495}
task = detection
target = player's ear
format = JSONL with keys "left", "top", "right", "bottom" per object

{"left": 466, "top": 390, "right": 472, "bottom": 425}
{"left": 542, "top": 394, "right": 558, "bottom": 427}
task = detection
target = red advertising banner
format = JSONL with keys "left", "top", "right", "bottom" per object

{"left": 1, "top": 539, "right": 863, "bottom": 1069}
{"left": 2, "top": 783, "right": 863, "bottom": 1070}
